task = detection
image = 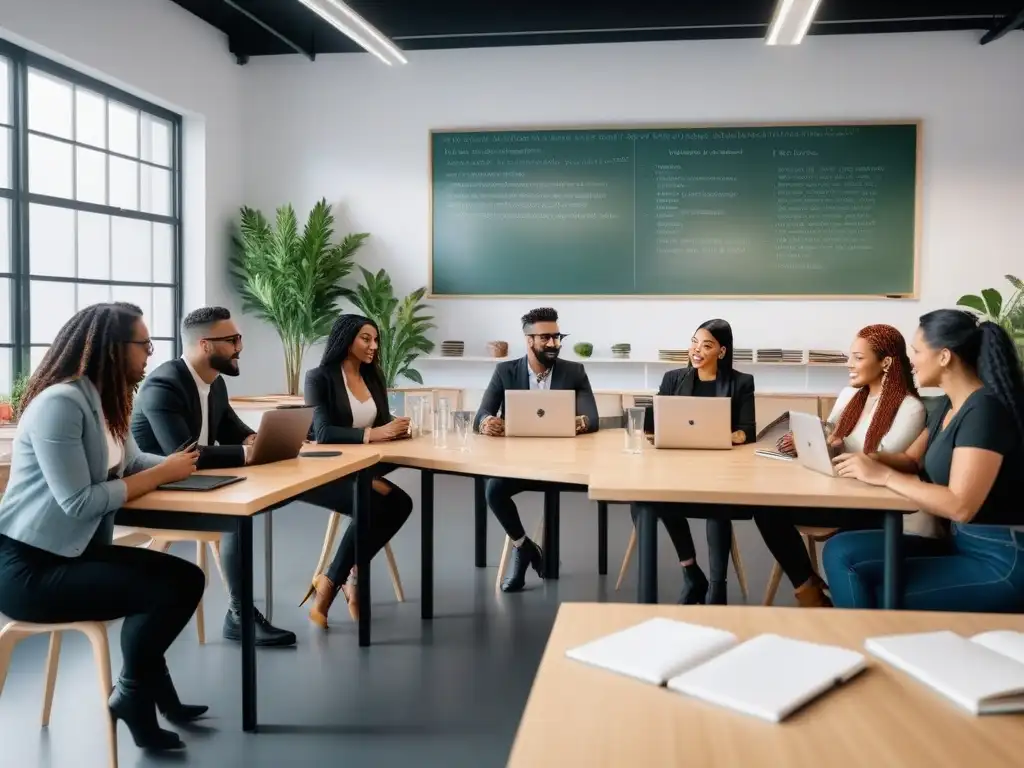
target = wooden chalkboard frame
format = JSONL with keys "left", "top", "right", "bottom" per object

{"left": 428, "top": 120, "right": 922, "bottom": 300}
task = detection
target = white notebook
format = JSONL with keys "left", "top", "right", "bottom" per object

{"left": 866, "top": 630, "right": 1024, "bottom": 715}
{"left": 566, "top": 618, "right": 866, "bottom": 722}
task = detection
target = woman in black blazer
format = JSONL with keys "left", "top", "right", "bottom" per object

{"left": 632, "top": 319, "right": 756, "bottom": 605}
{"left": 300, "top": 315, "right": 413, "bottom": 628}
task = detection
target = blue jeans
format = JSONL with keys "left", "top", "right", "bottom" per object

{"left": 822, "top": 523, "right": 1024, "bottom": 612}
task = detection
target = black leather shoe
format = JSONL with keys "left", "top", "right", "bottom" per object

{"left": 222, "top": 608, "right": 297, "bottom": 647}
{"left": 109, "top": 678, "right": 184, "bottom": 751}
{"left": 501, "top": 537, "right": 545, "bottom": 593}
{"left": 678, "top": 564, "right": 709, "bottom": 605}
{"left": 708, "top": 580, "right": 728, "bottom": 605}
{"left": 152, "top": 667, "right": 209, "bottom": 723}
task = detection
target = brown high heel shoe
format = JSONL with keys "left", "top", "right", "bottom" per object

{"left": 341, "top": 567, "right": 359, "bottom": 621}
{"left": 300, "top": 574, "right": 340, "bottom": 629}
{"left": 794, "top": 574, "right": 833, "bottom": 608}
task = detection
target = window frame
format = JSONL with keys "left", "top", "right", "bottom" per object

{"left": 0, "top": 38, "right": 183, "bottom": 388}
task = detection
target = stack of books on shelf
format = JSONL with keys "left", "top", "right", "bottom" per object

{"left": 611, "top": 343, "right": 631, "bottom": 359}
{"left": 809, "top": 349, "right": 848, "bottom": 365}
{"left": 440, "top": 341, "right": 465, "bottom": 358}
{"left": 733, "top": 348, "right": 754, "bottom": 363}
{"left": 658, "top": 349, "right": 690, "bottom": 364}
{"left": 756, "top": 349, "right": 804, "bottom": 364}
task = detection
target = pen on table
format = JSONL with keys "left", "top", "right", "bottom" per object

{"left": 175, "top": 439, "right": 198, "bottom": 453}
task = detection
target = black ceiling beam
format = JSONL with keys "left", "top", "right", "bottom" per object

{"left": 220, "top": 0, "right": 315, "bottom": 61}
{"left": 979, "top": 6, "right": 1024, "bottom": 43}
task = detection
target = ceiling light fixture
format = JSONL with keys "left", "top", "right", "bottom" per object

{"left": 766, "top": 0, "right": 825, "bottom": 45}
{"left": 295, "top": 0, "right": 408, "bottom": 65}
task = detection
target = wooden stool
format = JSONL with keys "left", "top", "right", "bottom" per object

{"left": 311, "top": 512, "right": 405, "bottom": 602}
{"left": 762, "top": 526, "right": 839, "bottom": 605}
{"left": 0, "top": 620, "right": 117, "bottom": 768}
{"left": 615, "top": 523, "right": 750, "bottom": 602}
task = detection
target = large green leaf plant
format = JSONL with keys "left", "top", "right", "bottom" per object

{"left": 344, "top": 267, "right": 436, "bottom": 386}
{"left": 957, "top": 274, "right": 1024, "bottom": 366}
{"left": 231, "top": 199, "right": 368, "bottom": 394}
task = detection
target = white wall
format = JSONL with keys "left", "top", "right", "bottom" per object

{"left": 0, "top": 0, "right": 243, "bottom": 326}
{"left": 240, "top": 32, "right": 1024, "bottom": 394}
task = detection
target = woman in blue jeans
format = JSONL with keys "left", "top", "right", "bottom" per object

{"left": 822, "top": 309, "right": 1024, "bottom": 612}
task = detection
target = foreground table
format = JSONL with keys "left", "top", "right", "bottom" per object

{"left": 510, "top": 603, "right": 1024, "bottom": 767}
{"left": 117, "top": 451, "right": 379, "bottom": 731}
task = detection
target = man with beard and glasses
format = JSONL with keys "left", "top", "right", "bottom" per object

{"left": 474, "top": 307, "right": 599, "bottom": 592}
{"left": 130, "top": 307, "right": 296, "bottom": 647}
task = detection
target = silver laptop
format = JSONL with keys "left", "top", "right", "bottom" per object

{"left": 789, "top": 411, "right": 838, "bottom": 477}
{"left": 249, "top": 406, "right": 314, "bottom": 465}
{"left": 653, "top": 396, "right": 732, "bottom": 450}
{"left": 504, "top": 390, "right": 576, "bottom": 438}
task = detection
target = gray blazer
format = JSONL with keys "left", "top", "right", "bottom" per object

{"left": 0, "top": 378, "right": 161, "bottom": 557}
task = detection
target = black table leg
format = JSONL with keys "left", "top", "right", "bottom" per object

{"left": 354, "top": 469, "right": 372, "bottom": 647}
{"left": 421, "top": 470, "right": 434, "bottom": 620}
{"left": 238, "top": 516, "right": 257, "bottom": 732}
{"left": 636, "top": 503, "right": 658, "bottom": 604}
{"left": 543, "top": 491, "right": 561, "bottom": 579}
{"left": 474, "top": 477, "right": 487, "bottom": 568}
{"left": 597, "top": 502, "right": 608, "bottom": 576}
{"left": 883, "top": 511, "right": 904, "bottom": 610}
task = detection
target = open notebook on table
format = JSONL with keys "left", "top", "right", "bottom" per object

{"left": 566, "top": 617, "right": 866, "bottom": 723}
{"left": 866, "top": 630, "right": 1024, "bottom": 715}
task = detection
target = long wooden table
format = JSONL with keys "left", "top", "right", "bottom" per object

{"left": 117, "top": 451, "right": 380, "bottom": 732}
{"left": 509, "top": 603, "right": 1024, "bottom": 767}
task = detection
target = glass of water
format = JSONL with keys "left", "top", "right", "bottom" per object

{"left": 453, "top": 410, "right": 474, "bottom": 451}
{"left": 624, "top": 406, "right": 646, "bottom": 454}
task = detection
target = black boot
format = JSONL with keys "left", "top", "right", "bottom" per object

{"left": 223, "top": 605, "right": 297, "bottom": 647}
{"left": 678, "top": 563, "right": 709, "bottom": 605}
{"left": 152, "top": 666, "right": 209, "bottom": 723}
{"left": 501, "top": 537, "right": 545, "bottom": 593}
{"left": 708, "top": 580, "right": 728, "bottom": 605}
{"left": 108, "top": 677, "right": 184, "bottom": 751}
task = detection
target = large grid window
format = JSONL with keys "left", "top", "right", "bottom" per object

{"left": 0, "top": 40, "right": 182, "bottom": 392}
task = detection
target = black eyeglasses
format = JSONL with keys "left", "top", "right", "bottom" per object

{"left": 126, "top": 339, "right": 154, "bottom": 354}
{"left": 526, "top": 333, "right": 568, "bottom": 344}
{"left": 203, "top": 334, "right": 243, "bottom": 347}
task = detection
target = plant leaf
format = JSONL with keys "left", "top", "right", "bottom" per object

{"left": 956, "top": 294, "right": 986, "bottom": 315}
{"left": 981, "top": 289, "right": 1003, "bottom": 319}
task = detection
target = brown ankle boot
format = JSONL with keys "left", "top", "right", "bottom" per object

{"left": 794, "top": 575, "right": 833, "bottom": 608}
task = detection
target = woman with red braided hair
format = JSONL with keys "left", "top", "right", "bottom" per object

{"left": 754, "top": 324, "right": 926, "bottom": 607}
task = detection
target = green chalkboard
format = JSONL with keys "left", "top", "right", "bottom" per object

{"left": 430, "top": 123, "right": 919, "bottom": 297}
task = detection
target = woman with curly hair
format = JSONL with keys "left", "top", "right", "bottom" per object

{"left": 0, "top": 303, "right": 205, "bottom": 751}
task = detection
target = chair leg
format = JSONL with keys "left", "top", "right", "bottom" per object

{"left": 312, "top": 512, "right": 343, "bottom": 583}
{"left": 805, "top": 536, "right": 821, "bottom": 576}
{"left": 40, "top": 631, "right": 63, "bottom": 727}
{"left": 209, "top": 539, "right": 227, "bottom": 588}
{"left": 81, "top": 623, "right": 117, "bottom": 768}
{"left": 615, "top": 527, "right": 638, "bottom": 591}
{"left": 763, "top": 562, "right": 784, "bottom": 606}
{"left": 195, "top": 541, "right": 207, "bottom": 645}
{"left": 383, "top": 543, "right": 405, "bottom": 602}
{"left": 730, "top": 538, "right": 749, "bottom": 603}
{"left": 532, "top": 517, "right": 545, "bottom": 549}
{"left": 0, "top": 623, "right": 31, "bottom": 696}
{"left": 149, "top": 539, "right": 171, "bottom": 554}
{"left": 495, "top": 536, "right": 512, "bottom": 594}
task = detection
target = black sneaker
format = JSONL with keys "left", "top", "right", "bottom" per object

{"left": 501, "top": 537, "right": 545, "bottom": 593}
{"left": 222, "top": 608, "right": 297, "bottom": 647}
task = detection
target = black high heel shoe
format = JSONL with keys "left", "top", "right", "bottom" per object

{"left": 108, "top": 678, "right": 184, "bottom": 751}
{"left": 152, "top": 667, "right": 208, "bottom": 724}
{"left": 678, "top": 564, "right": 709, "bottom": 605}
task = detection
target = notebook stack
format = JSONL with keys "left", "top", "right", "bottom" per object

{"left": 757, "top": 348, "right": 803, "bottom": 364}
{"left": 733, "top": 348, "right": 754, "bottom": 363}
{"left": 658, "top": 348, "right": 689, "bottom": 364}
{"left": 809, "top": 349, "right": 848, "bottom": 365}
{"left": 611, "top": 343, "right": 631, "bottom": 359}
{"left": 440, "top": 340, "right": 465, "bottom": 358}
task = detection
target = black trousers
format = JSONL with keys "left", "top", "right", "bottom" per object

{"left": 630, "top": 504, "right": 733, "bottom": 582}
{"left": 485, "top": 477, "right": 554, "bottom": 542}
{"left": 0, "top": 534, "right": 205, "bottom": 682}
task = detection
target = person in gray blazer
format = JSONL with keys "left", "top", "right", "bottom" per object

{"left": 0, "top": 303, "right": 205, "bottom": 752}
{"left": 474, "top": 307, "right": 600, "bottom": 592}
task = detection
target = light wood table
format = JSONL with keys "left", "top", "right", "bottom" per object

{"left": 510, "top": 603, "right": 1024, "bottom": 767}
{"left": 117, "top": 451, "right": 380, "bottom": 731}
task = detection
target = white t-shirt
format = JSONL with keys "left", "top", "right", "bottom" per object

{"left": 103, "top": 421, "right": 123, "bottom": 472}
{"left": 826, "top": 386, "right": 925, "bottom": 455}
{"left": 183, "top": 356, "right": 212, "bottom": 447}
{"left": 345, "top": 377, "right": 378, "bottom": 430}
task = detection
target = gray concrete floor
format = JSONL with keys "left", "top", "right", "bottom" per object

{"left": 0, "top": 469, "right": 797, "bottom": 767}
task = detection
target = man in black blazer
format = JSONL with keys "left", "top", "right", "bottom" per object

{"left": 474, "top": 307, "right": 599, "bottom": 592}
{"left": 131, "top": 307, "right": 297, "bottom": 647}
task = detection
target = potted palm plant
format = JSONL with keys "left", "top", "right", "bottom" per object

{"left": 957, "top": 274, "right": 1024, "bottom": 365}
{"left": 231, "top": 199, "right": 368, "bottom": 394}
{"left": 344, "top": 267, "right": 436, "bottom": 386}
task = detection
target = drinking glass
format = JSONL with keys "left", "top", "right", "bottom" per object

{"left": 624, "top": 406, "right": 646, "bottom": 454}
{"left": 453, "top": 410, "right": 474, "bottom": 451}
{"left": 432, "top": 407, "right": 449, "bottom": 448}
{"left": 387, "top": 390, "right": 406, "bottom": 418}
{"left": 407, "top": 395, "right": 426, "bottom": 437}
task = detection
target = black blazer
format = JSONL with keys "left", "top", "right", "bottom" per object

{"left": 473, "top": 356, "right": 600, "bottom": 434}
{"left": 131, "top": 359, "right": 254, "bottom": 470}
{"left": 645, "top": 367, "right": 757, "bottom": 444}
{"left": 304, "top": 366, "right": 392, "bottom": 444}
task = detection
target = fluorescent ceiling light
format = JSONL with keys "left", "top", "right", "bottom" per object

{"left": 766, "top": 0, "right": 824, "bottom": 45}
{"left": 295, "top": 0, "right": 408, "bottom": 65}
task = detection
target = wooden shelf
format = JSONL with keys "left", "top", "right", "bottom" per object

{"left": 422, "top": 356, "right": 848, "bottom": 368}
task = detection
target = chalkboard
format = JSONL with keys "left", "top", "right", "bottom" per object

{"left": 429, "top": 123, "right": 920, "bottom": 297}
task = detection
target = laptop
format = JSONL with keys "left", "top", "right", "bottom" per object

{"left": 789, "top": 411, "right": 838, "bottom": 476}
{"left": 248, "top": 406, "right": 315, "bottom": 465}
{"left": 653, "top": 396, "right": 732, "bottom": 450}
{"left": 504, "top": 390, "right": 576, "bottom": 438}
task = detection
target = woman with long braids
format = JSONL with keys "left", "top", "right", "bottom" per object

{"left": 823, "top": 310, "right": 1024, "bottom": 611}
{"left": 300, "top": 314, "right": 413, "bottom": 627}
{"left": 755, "top": 324, "right": 926, "bottom": 607}
{"left": 0, "top": 303, "right": 205, "bottom": 751}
